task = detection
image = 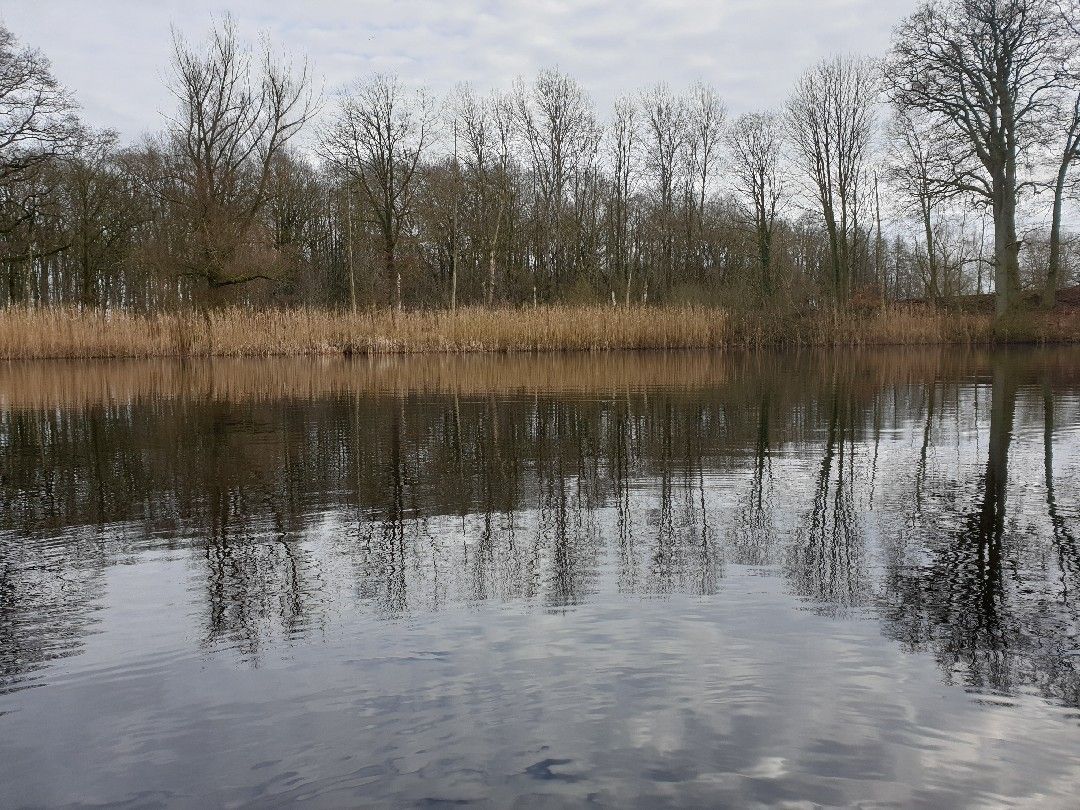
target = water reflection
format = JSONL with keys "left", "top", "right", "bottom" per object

{"left": 2, "top": 349, "right": 1080, "bottom": 804}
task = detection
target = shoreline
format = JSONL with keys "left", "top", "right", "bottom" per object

{"left": 1, "top": 303, "right": 1079, "bottom": 360}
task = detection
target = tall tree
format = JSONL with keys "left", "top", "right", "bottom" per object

{"left": 488, "top": 90, "right": 518, "bottom": 304}
{"left": 167, "top": 17, "right": 314, "bottom": 303}
{"left": 888, "top": 0, "right": 1065, "bottom": 318}
{"left": 1044, "top": 0, "right": 1080, "bottom": 307}
{"left": 64, "top": 130, "right": 147, "bottom": 307}
{"left": 453, "top": 84, "right": 492, "bottom": 306}
{"left": 684, "top": 83, "right": 726, "bottom": 278}
{"left": 514, "top": 69, "right": 599, "bottom": 296}
{"left": 727, "top": 111, "right": 785, "bottom": 298}
{"left": 0, "top": 23, "right": 79, "bottom": 191}
{"left": 886, "top": 110, "right": 953, "bottom": 301}
{"left": 0, "top": 22, "right": 81, "bottom": 303}
{"left": 787, "top": 55, "right": 877, "bottom": 301}
{"left": 608, "top": 96, "right": 639, "bottom": 305}
{"left": 322, "top": 74, "right": 434, "bottom": 311}
{"left": 641, "top": 84, "right": 686, "bottom": 294}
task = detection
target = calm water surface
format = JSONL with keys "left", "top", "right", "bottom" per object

{"left": 2, "top": 349, "right": 1079, "bottom": 807}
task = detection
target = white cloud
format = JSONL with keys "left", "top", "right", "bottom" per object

{"left": 2, "top": 0, "right": 919, "bottom": 140}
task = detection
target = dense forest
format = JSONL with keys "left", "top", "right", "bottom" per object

{"left": 1, "top": 0, "right": 1078, "bottom": 319}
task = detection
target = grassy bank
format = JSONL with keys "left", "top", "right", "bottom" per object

{"left": 0, "top": 303, "right": 1078, "bottom": 360}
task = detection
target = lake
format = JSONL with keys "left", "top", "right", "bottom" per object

{"left": 1, "top": 349, "right": 1079, "bottom": 807}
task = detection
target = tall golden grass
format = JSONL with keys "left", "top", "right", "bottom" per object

{"left": 0, "top": 303, "right": 1075, "bottom": 360}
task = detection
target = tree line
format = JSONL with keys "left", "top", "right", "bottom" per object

{"left": 1, "top": 0, "right": 1078, "bottom": 318}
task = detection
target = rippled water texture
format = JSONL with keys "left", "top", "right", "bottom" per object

{"left": 2, "top": 349, "right": 1079, "bottom": 807}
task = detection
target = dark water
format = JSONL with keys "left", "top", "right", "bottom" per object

{"left": 2, "top": 349, "right": 1080, "bottom": 808}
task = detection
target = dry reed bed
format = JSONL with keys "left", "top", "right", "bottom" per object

{"left": 0, "top": 305, "right": 742, "bottom": 359}
{"left": 0, "top": 304, "right": 1076, "bottom": 362}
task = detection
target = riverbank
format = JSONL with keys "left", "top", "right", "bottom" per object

{"left": 1, "top": 303, "right": 1078, "bottom": 359}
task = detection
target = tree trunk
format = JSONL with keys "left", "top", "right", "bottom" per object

{"left": 758, "top": 219, "right": 771, "bottom": 298}
{"left": 79, "top": 224, "right": 98, "bottom": 309}
{"left": 823, "top": 205, "right": 842, "bottom": 299}
{"left": 346, "top": 190, "right": 356, "bottom": 314}
{"left": 1043, "top": 158, "right": 1070, "bottom": 310}
{"left": 386, "top": 246, "right": 400, "bottom": 313}
{"left": 993, "top": 174, "right": 1021, "bottom": 319}
{"left": 874, "top": 175, "right": 885, "bottom": 309}
{"left": 450, "top": 254, "right": 457, "bottom": 312}
{"left": 487, "top": 201, "right": 502, "bottom": 307}
{"left": 922, "top": 207, "right": 940, "bottom": 302}
{"left": 450, "top": 199, "right": 458, "bottom": 312}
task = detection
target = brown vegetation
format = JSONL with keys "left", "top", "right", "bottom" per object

{"left": 4, "top": 343, "right": 1079, "bottom": 411}
{"left": 0, "top": 301, "right": 1078, "bottom": 362}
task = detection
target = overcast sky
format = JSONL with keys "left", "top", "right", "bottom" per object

{"left": 3, "top": 0, "right": 919, "bottom": 142}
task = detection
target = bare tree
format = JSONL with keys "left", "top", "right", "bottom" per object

{"left": 888, "top": 0, "right": 1065, "bottom": 317}
{"left": 641, "top": 84, "right": 686, "bottom": 292}
{"left": 0, "top": 154, "right": 67, "bottom": 304}
{"left": 323, "top": 74, "right": 434, "bottom": 311}
{"left": 454, "top": 84, "right": 504, "bottom": 306}
{"left": 885, "top": 110, "right": 955, "bottom": 301}
{"left": 167, "top": 16, "right": 315, "bottom": 302}
{"left": 514, "top": 68, "right": 599, "bottom": 295}
{"left": 65, "top": 130, "right": 148, "bottom": 307}
{"left": 786, "top": 55, "right": 877, "bottom": 300}
{"left": 727, "top": 111, "right": 785, "bottom": 297}
{"left": 684, "top": 83, "right": 726, "bottom": 271}
{"left": 488, "top": 90, "right": 518, "bottom": 304}
{"left": 0, "top": 22, "right": 81, "bottom": 302}
{"left": 1045, "top": 96, "right": 1079, "bottom": 306}
{"left": 0, "top": 23, "right": 80, "bottom": 190}
{"left": 609, "top": 96, "right": 639, "bottom": 305}
{"left": 1044, "top": 0, "right": 1080, "bottom": 307}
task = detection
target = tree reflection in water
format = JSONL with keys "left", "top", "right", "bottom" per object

{"left": 1, "top": 349, "right": 1079, "bottom": 706}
